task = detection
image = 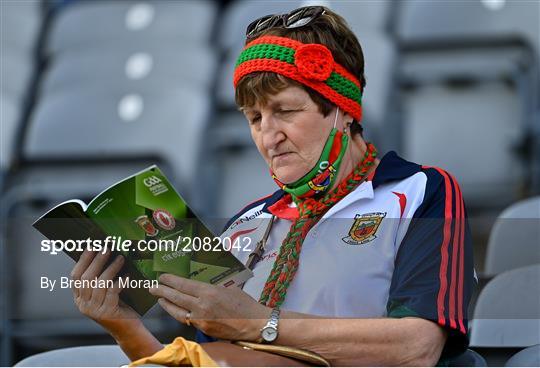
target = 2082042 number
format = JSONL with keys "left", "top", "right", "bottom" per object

{"left": 181, "top": 236, "right": 252, "bottom": 252}
{"left": 220, "top": 236, "right": 252, "bottom": 252}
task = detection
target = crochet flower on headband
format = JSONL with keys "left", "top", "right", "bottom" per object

{"left": 295, "top": 44, "right": 334, "bottom": 81}
{"left": 233, "top": 35, "right": 363, "bottom": 122}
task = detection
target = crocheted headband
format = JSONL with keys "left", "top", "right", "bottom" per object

{"left": 233, "top": 35, "right": 363, "bottom": 121}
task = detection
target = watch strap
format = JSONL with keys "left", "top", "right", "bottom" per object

{"left": 260, "top": 307, "right": 280, "bottom": 343}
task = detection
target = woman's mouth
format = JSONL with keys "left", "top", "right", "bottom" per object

{"left": 272, "top": 152, "right": 294, "bottom": 165}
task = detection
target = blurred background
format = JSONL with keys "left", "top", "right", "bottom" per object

{"left": 0, "top": 0, "right": 539, "bottom": 366}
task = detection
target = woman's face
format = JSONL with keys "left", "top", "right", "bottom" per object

{"left": 242, "top": 85, "right": 338, "bottom": 184}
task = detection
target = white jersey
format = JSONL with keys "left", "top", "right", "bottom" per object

{"left": 202, "top": 151, "right": 475, "bottom": 355}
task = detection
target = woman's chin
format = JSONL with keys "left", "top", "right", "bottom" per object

{"left": 273, "top": 169, "right": 305, "bottom": 186}
{"left": 272, "top": 158, "right": 312, "bottom": 185}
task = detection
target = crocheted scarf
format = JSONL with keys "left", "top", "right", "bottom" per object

{"left": 259, "top": 142, "right": 378, "bottom": 308}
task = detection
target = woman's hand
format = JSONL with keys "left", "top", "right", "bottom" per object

{"left": 149, "top": 274, "right": 271, "bottom": 341}
{"left": 70, "top": 250, "right": 164, "bottom": 361}
{"left": 71, "top": 250, "right": 139, "bottom": 324}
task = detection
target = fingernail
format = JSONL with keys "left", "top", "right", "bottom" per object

{"left": 158, "top": 274, "right": 165, "bottom": 282}
{"left": 116, "top": 255, "right": 124, "bottom": 263}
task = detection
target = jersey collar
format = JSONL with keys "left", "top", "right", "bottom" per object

{"left": 371, "top": 151, "right": 421, "bottom": 189}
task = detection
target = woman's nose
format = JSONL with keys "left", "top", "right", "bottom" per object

{"left": 260, "top": 115, "right": 285, "bottom": 151}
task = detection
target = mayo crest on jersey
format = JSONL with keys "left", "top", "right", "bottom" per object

{"left": 219, "top": 151, "right": 476, "bottom": 356}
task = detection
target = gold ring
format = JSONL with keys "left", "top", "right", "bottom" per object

{"left": 185, "top": 312, "right": 191, "bottom": 326}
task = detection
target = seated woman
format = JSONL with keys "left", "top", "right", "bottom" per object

{"left": 70, "top": 6, "right": 475, "bottom": 366}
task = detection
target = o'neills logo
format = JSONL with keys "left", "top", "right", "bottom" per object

{"left": 230, "top": 210, "right": 263, "bottom": 229}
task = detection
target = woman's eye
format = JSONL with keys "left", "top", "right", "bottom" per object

{"left": 250, "top": 115, "right": 261, "bottom": 124}
{"left": 277, "top": 109, "right": 296, "bottom": 115}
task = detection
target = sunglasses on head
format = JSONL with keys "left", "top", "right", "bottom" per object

{"left": 245, "top": 6, "right": 326, "bottom": 40}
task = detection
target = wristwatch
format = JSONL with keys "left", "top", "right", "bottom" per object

{"left": 259, "top": 307, "right": 280, "bottom": 343}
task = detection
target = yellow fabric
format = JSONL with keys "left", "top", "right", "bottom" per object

{"left": 129, "top": 336, "right": 218, "bottom": 367}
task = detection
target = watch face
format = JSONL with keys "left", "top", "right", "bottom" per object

{"left": 262, "top": 327, "right": 278, "bottom": 342}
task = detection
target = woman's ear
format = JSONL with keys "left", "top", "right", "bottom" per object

{"left": 343, "top": 112, "right": 354, "bottom": 125}
{"left": 342, "top": 112, "right": 354, "bottom": 132}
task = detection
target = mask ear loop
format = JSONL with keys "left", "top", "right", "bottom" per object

{"left": 333, "top": 107, "right": 340, "bottom": 129}
{"left": 336, "top": 105, "right": 354, "bottom": 174}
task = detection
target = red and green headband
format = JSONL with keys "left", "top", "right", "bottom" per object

{"left": 233, "top": 35, "right": 363, "bottom": 121}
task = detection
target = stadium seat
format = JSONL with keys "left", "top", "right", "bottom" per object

{"left": 447, "top": 349, "right": 487, "bottom": 367}
{"left": 470, "top": 264, "right": 540, "bottom": 348}
{"left": 14, "top": 345, "right": 129, "bottom": 367}
{"left": 0, "top": 254, "right": 7, "bottom": 365}
{"left": 0, "top": 97, "right": 21, "bottom": 176}
{"left": 46, "top": 0, "right": 217, "bottom": 56}
{"left": 395, "top": 0, "right": 539, "bottom": 208}
{"left": 41, "top": 41, "right": 218, "bottom": 95}
{"left": 0, "top": 1, "right": 40, "bottom": 54}
{"left": 214, "top": 43, "right": 242, "bottom": 109}
{"left": 2, "top": 53, "right": 34, "bottom": 101}
{"left": 484, "top": 196, "right": 540, "bottom": 277}
{"left": 400, "top": 77, "right": 524, "bottom": 206}
{"left": 505, "top": 344, "right": 540, "bottom": 367}
{"left": 23, "top": 85, "right": 210, "bottom": 191}
{"left": 326, "top": 0, "right": 392, "bottom": 33}
{"left": 469, "top": 265, "right": 540, "bottom": 365}
{"left": 0, "top": 0, "right": 40, "bottom": 101}
{"left": 0, "top": 0, "right": 41, "bottom": 180}
{"left": 31, "top": 0, "right": 219, "bottom": 223}
{"left": 397, "top": 0, "right": 539, "bottom": 59}
{"left": 348, "top": 32, "right": 396, "bottom": 134}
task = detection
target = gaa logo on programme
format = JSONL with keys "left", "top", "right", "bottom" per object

{"left": 143, "top": 176, "right": 162, "bottom": 187}
{"left": 153, "top": 208, "right": 176, "bottom": 230}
